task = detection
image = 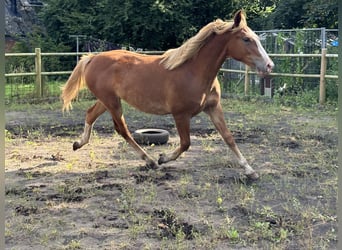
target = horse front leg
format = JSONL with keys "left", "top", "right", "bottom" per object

{"left": 204, "top": 104, "right": 259, "bottom": 180}
{"left": 158, "top": 115, "right": 191, "bottom": 164}
{"left": 73, "top": 100, "right": 107, "bottom": 150}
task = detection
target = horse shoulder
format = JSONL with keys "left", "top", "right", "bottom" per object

{"left": 203, "top": 78, "right": 222, "bottom": 110}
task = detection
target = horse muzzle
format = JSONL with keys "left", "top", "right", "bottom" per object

{"left": 256, "top": 60, "right": 274, "bottom": 76}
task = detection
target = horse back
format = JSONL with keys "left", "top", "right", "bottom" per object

{"left": 83, "top": 50, "right": 219, "bottom": 116}
{"left": 84, "top": 50, "right": 175, "bottom": 114}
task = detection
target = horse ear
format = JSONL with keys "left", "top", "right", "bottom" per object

{"left": 233, "top": 10, "right": 246, "bottom": 28}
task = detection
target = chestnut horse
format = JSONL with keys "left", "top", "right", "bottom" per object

{"left": 61, "top": 10, "right": 273, "bottom": 180}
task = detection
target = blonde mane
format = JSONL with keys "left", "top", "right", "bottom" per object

{"left": 160, "top": 15, "right": 247, "bottom": 70}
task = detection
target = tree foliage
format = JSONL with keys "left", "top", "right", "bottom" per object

{"left": 265, "top": 0, "right": 338, "bottom": 29}
{"left": 302, "top": 0, "right": 338, "bottom": 28}
{"left": 33, "top": 0, "right": 337, "bottom": 51}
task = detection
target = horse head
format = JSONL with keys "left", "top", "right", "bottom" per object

{"left": 227, "top": 10, "right": 274, "bottom": 76}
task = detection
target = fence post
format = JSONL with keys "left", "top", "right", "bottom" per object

{"left": 244, "top": 65, "right": 250, "bottom": 95}
{"left": 319, "top": 48, "right": 327, "bottom": 105}
{"left": 35, "top": 48, "right": 42, "bottom": 97}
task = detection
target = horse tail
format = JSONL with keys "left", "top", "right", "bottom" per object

{"left": 61, "top": 54, "right": 95, "bottom": 112}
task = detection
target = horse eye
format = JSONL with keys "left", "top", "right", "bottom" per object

{"left": 242, "top": 37, "right": 251, "bottom": 43}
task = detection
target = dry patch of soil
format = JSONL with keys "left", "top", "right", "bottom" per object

{"left": 5, "top": 100, "right": 337, "bottom": 249}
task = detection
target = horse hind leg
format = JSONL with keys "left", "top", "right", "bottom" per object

{"left": 73, "top": 100, "right": 107, "bottom": 150}
{"left": 105, "top": 99, "right": 158, "bottom": 169}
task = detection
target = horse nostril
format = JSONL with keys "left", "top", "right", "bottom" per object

{"left": 267, "top": 61, "right": 274, "bottom": 72}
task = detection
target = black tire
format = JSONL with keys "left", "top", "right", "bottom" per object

{"left": 132, "top": 128, "right": 170, "bottom": 145}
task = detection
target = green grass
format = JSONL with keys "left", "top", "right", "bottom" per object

{"left": 5, "top": 77, "right": 338, "bottom": 108}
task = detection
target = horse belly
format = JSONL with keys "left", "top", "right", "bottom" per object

{"left": 116, "top": 69, "right": 172, "bottom": 115}
{"left": 123, "top": 93, "right": 171, "bottom": 115}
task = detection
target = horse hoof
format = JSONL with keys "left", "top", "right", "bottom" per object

{"left": 146, "top": 161, "right": 158, "bottom": 170}
{"left": 158, "top": 154, "right": 167, "bottom": 165}
{"left": 73, "top": 142, "right": 80, "bottom": 151}
{"left": 246, "top": 172, "right": 259, "bottom": 181}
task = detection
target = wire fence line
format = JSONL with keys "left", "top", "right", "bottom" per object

{"left": 5, "top": 48, "right": 338, "bottom": 105}
{"left": 5, "top": 27, "right": 338, "bottom": 104}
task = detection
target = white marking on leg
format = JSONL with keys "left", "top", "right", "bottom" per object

{"left": 235, "top": 151, "right": 255, "bottom": 175}
{"left": 240, "top": 159, "right": 255, "bottom": 175}
{"left": 79, "top": 122, "right": 92, "bottom": 146}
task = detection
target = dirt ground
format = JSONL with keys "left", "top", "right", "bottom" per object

{"left": 5, "top": 99, "right": 337, "bottom": 249}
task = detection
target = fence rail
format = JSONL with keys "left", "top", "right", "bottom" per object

{"left": 5, "top": 48, "right": 338, "bottom": 104}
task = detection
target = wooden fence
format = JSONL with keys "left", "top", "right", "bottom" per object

{"left": 5, "top": 48, "right": 338, "bottom": 104}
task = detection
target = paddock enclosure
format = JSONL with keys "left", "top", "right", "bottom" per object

{"left": 5, "top": 17, "right": 338, "bottom": 250}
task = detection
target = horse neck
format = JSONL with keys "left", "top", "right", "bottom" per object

{"left": 191, "top": 33, "right": 230, "bottom": 81}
